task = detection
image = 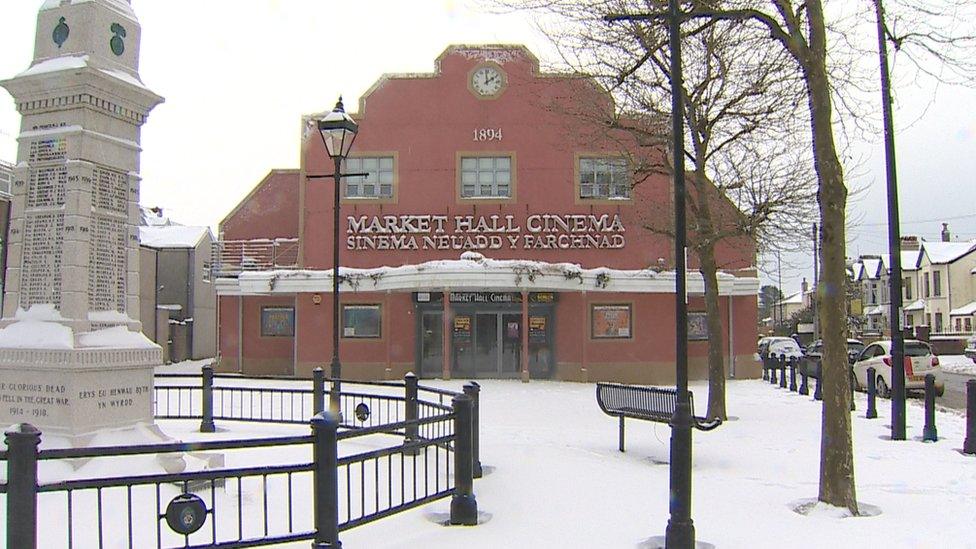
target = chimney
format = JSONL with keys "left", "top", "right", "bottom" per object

{"left": 941, "top": 223, "right": 950, "bottom": 242}
{"left": 801, "top": 278, "right": 808, "bottom": 294}
{"left": 900, "top": 236, "right": 920, "bottom": 251}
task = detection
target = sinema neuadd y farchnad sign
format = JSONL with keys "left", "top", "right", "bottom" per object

{"left": 346, "top": 213, "right": 626, "bottom": 251}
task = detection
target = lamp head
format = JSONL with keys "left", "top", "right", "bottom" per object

{"left": 317, "top": 96, "right": 359, "bottom": 159}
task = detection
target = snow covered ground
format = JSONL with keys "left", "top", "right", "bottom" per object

{"left": 15, "top": 365, "right": 976, "bottom": 548}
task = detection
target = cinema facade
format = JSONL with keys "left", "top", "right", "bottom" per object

{"left": 213, "top": 45, "right": 761, "bottom": 384}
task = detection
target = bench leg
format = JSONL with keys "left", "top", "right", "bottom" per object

{"left": 619, "top": 416, "right": 626, "bottom": 452}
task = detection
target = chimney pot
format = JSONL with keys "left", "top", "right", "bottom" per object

{"left": 941, "top": 223, "right": 950, "bottom": 242}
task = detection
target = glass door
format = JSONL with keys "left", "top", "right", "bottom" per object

{"left": 501, "top": 314, "right": 522, "bottom": 375}
{"left": 419, "top": 312, "right": 443, "bottom": 377}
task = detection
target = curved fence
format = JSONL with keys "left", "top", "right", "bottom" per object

{"left": 1, "top": 368, "right": 482, "bottom": 548}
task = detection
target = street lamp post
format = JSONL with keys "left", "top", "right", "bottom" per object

{"left": 316, "top": 97, "right": 360, "bottom": 417}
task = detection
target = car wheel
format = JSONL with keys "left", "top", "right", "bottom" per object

{"left": 876, "top": 375, "right": 890, "bottom": 398}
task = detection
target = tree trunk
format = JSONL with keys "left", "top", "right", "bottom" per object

{"left": 700, "top": 243, "right": 727, "bottom": 421}
{"left": 805, "top": 0, "right": 858, "bottom": 516}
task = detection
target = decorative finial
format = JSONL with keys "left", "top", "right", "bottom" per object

{"left": 334, "top": 96, "right": 345, "bottom": 113}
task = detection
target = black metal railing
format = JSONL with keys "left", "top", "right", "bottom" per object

{"left": 2, "top": 369, "right": 481, "bottom": 549}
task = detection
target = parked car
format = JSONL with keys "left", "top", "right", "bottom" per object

{"left": 762, "top": 338, "right": 803, "bottom": 360}
{"left": 965, "top": 335, "right": 976, "bottom": 364}
{"left": 799, "top": 339, "right": 863, "bottom": 379}
{"left": 851, "top": 340, "right": 944, "bottom": 397}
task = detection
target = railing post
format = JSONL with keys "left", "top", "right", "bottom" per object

{"left": 923, "top": 373, "right": 938, "bottom": 442}
{"left": 814, "top": 370, "right": 823, "bottom": 401}
{"left": 404, "top": 372, "right": 420, "bottom": 455}
{"left": 964, "top": 379, "right": 976, "bottom": 455}
{"left": 6, "top": 423, "right": 40, "bottom": 549}
{"left": 778, "top": 355, "right": 787, "bottom": 389}
{"left": 313, "top": 367, "right": 325, "bottom": 416}
{"left": 462, "top": 382, "right": 482, "bottom": 479}
{"left": 789, "top": 358, "right": 798, "bottom": 392}
{"left": 799, "top": 368, "right": 809, "bottom": 396}
{"left": 866, "top": 367, "right": 878, "bottom": 419}
{"left": 311, "top": 412, "right": 341, "bottom": 548}
{"left": 450, "top": 394, "right": 478, "bottom": 526}
{"left": 199, "top": 363, "right": 216, "bottom": 433}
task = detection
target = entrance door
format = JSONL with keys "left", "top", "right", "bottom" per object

{"left": 473, "top": 313, "right": 499, "bottom": 376}
{"left": 501, "top": 314, "right": 522, "bottom": 375}
{"left": 419, "top": 312, "right": 443, "bottom": 377}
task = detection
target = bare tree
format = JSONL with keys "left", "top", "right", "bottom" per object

{"left": 494, "top": 0, "right": 976, "bottom": 516}
{"left": 495, "top": 0, "right": 816, "bottom": 421}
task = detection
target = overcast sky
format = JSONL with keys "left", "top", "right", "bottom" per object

{"left": 1, "top": 0, "right": 974, "bottom": 295}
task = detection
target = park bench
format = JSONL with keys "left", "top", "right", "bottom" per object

{"left": 595, "top": 382, "right": 722, "bottom": 452}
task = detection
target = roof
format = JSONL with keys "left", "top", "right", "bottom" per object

{"left": 880, "top": 250, "right": 921, "bottom": 272}
{"left": 904, "top": 299, "right": 925, "bottom": 312}
{"left": 921, "top": 240, "right": 976, "bottom": 265}
{"left": 949, "top": 301, "right": 976, "bottom": 316}
{"left": 860, "top": 258, "right": 883, "bottom": 280}
{"left": 775, "top": 291, "right": 804, "bottom": 306}
{"left": 139, "top": 225, "right": 210, "bottom": 249}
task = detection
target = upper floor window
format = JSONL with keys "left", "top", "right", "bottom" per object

{"left": 460, "top": 155, "right": 512, "bottom": 198}
{"left": 924, "top": 273, "right": 930, "bottom": 298}
{"left": 933, "top": 271, "right": 942, "bottom": 296}
{"left": 903, "top": 277, "right": 912, "bottom": 300}
{"left": 344, "top": 156, "right": 394, "bottom": 199}
{"left": 578, "top": 157, "right": 630, "bottom": 200}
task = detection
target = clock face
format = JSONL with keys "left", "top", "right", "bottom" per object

{"left": 471, "top": 66, "right": 505, "bottom": 97}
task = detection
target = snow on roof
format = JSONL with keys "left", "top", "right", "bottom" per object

{"left": 139, "top": 225, "right": 210, "bottom": 249}
{"left": 864, "top": 305, "right": 886, "bottom": 316}
{"left": 140, "top": 206, "right": 174, "bottom": 226}
{"left": 775, "top": 291, "right": 804, "bottom": 306}
{"left": 16, "top": 55, "right": 89, "bottom": 78}
{"left": 860, "top": 258, "right": 883, "bottom": 279}
{"left": 922, "top": 240, "right": 976, "bottom": 264}
{"left": 880, "top": 250, "right": 921, "bottom": 271}
{"left": 949, "top": 301, "right": 976, "bottom": 316}
{"left": 904, "top": 299, "right": 925, "bottom": 312}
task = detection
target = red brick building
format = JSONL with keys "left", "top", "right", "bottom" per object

{"left": 214, "top": 45, "right": 760, "bottom": 383}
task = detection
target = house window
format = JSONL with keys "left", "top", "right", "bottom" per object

{"left": 202, "top": 261, "right": 212, "bottom": 283}
{"left": 956, "top": 318, "right": 963, "bottom": 332}
{"left": 344, "top": 156, "right": 394, "bottom": 199}
{"left": 935, "top": 312, "right": 943, "bottom": 332}
{"left": 591, "top": 304, "right": 632, "bottom": 339}
{"left": 966, "top": 318, "right": 972, "bottom": 332}
{"left": 460, "top": 155, "right": 511, "bottom": 198}
{"left": 933, "top": 271, "right": 942, "bottom": 297}
{"left": 342, "top": 304, "right": 381, "bottom": 338}
{"left": 924, "top": 273, "right": 930, "bottom": 297}
{"left": 261, "top": 306, "right": 295, "bottom": 337}
{"left": 578, "top": 157, "right": 630, "bottom": 199}
{"left": 926, "top": 313, "right": 931, "bottom": 327}
{"left": 903, "top": 277, "right": 912, "bottom": 300}
{"left": 905, "top": 314, "right": 914, "bottom": 327}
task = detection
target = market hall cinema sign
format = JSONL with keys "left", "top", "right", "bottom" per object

{"left": 346, "top": 213, "right": 626, "bottom": 251}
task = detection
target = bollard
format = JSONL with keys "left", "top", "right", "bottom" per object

{"left": 313, "top": 368, "right": 325, "bottom": 416}
{"left": 6, "top": 423, "right": 40, "bottom": 549}
{"left": 814, "top": 371, "right": 823, "bottom": 401}
{"left": 866, "top": 367, "right": 878, "bottom": 419}
{"left": 199, "top": 363, "right": 216, "bottom": 433}
{"left": 404, "top": 373, "right": 420, "bottom": 455}
{"left": 779, "top": 355, "right": 787, "bottom": 389}
{"left": 770, "top": 358, "right": 778, "bottom": 385}
{"left": 762, "top": 354, "right": 769, "bottom": 381}
{"left": 450, "top": 394, "right": 478, "bottom": 526}
{"left": 799, "top": 369, "right": 809, "bottom": 396}
{"left": 964, "top": 379, "right": 976, "bottom": 454}
{"left": 789, "top": 358, "right": 798, "bottom": 392}
{"left": 922, "top": 374, "right": 938, "bottom": 442}
{"left": 311, "top": 412, "right": 341, "bottom": 548}
{"left": 463, "top": 382, "right": 482, "bottom": 479}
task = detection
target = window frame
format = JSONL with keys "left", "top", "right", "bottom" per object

{"left": 574, "top": 153, "right": 633, "bottom": 204}
{"left": 456, "top": 151, "right": 517, "bottom": 204}
{"left": 933, "top": 270, "right": 942, "bottom": 297}
{"left": 590, "top": 303, "right": 633, "bottom": 340}
{"left": 341, "top": 303, "right": 383, "bottom": 339}
{"left": 341, "top": 152, "right": 398, "bottom": 204}
{"left": 260, "top": 306, "right": 295, "bottom": 337}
